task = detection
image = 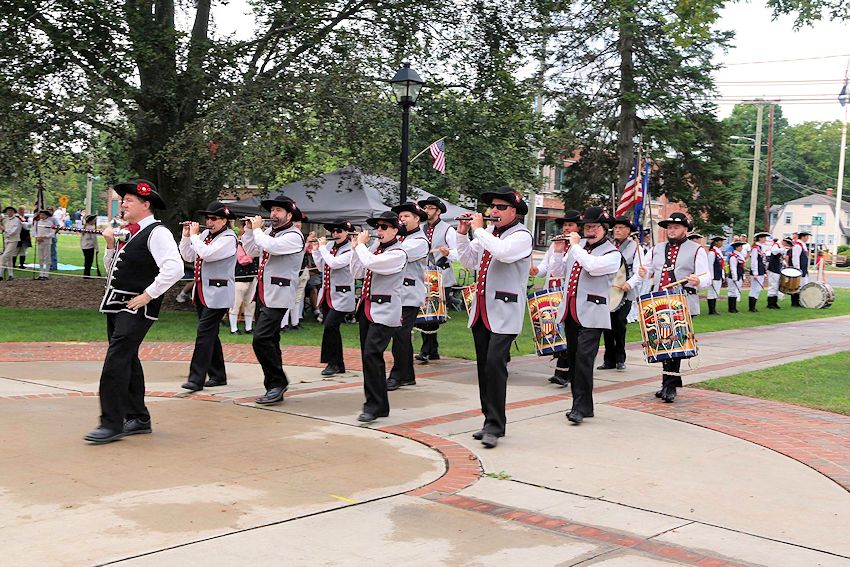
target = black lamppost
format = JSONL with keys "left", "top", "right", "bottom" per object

{"left": 389, "top": 62, "right": 424, "bottom": 204}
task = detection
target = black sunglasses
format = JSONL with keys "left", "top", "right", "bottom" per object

{"left": 205, "top": 215, "right": 221, "bottom": 221}
{"left": 376, "top": 223, "right": 393, "bottom": 230}
{"left": 331, "top": 228, "right": 346, "bottom": 233}
{"left": 491, "top": 204, "right": 513, "bottom": 211}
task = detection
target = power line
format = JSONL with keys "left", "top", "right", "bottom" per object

{"left": 722, "top": 53, "right": 850, "bottom": 66}
{"left": 716, "top": 79, "right": 844, "bottom": 85}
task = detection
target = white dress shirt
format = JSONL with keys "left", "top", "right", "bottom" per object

{"left": 180, "top": 230, "right": 237, "bottom": 263}
{"left": 350, "top": 241, "right": 407, "bottom": 277}
{"left": 458, "top": 226, "right": 533, "bottom": 269}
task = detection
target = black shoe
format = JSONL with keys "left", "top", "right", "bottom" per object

{"left": 245, "top": 329, "right": 253, "bottom": 334}
{"left": 321, "top": 364, "right": 341, "bottom": 376}
{"left": 415, "top": 353, "right": 428, "bottom": 362}
{"left": 655, "top": 389, "right": 664, "bottom": 398}
{"left": 123, "top": 418, "right": 152, "bottom": 435}
{"left": 472, "top": 430, "right": 485, "bottom": 440}
{"left": 481, "top": 433, "right": 498, "bottom": 448}
{"left": 230, "top": 329, "right": 242, "bottom": 335}
{"left": 84, "top": 427, "right": 124, "bottom": 444}
{"left": 662, "top": 387, "right": 677, "bottom": 403}
{"left": 386, "top": 377, "right": 401, "bottom": 391}
{"left": 548, "top": 374, "right": 569, "bottom": 387}
{"left": 596, "top": 364, "right": 615, "bottom": 370}
{"left": 181, "top": 381, "right": 203, "bottom": 392}
{"left": 566, "top": 410, "right": 584, "bottom": 424}
{"left": 204, "top": 379, "right": 227, "bottom": 387}
{"left": 748, "top": 297, "right": 758, "bottom": 312}
{"left": 357, "top": 412, "right": 377, "bottom": 422}
{"left": 256, "top": 386, "right": 287, "bottom": 405}
{"left": 399, "top": 378, "right": 416, "bottom": 387}
{"left": 615, "top": 363, "right": 626, "bottom": 371}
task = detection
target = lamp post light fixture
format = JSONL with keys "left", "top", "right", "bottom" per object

{"left": 389, "top": 62, "right": 425, "bottom": 205}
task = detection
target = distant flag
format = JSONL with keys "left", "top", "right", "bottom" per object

{"left": 428, "top": 139, "right": 446, "bottom": 174}
{"left": 34, "top": 181, "right": 45, "bottom": 213}
{"left": 840, "top": 81, "right": 849, "bottom": 107}
{"left": 615, "top": 158, "right": 643, "bottom": 217}
{"left": 633, "top": 159, "right": 650, "bottom": 242}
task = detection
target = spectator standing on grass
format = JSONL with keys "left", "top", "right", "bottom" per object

{"left": 1, "top": 206, "right": 22, "bottom": 281}
{"left": 16, "top": 206, "right": 31, "bottom": 268}
{"left": 48, "top": 207, "right": 60, "bottom": 270}
{"left": 80, "top": 214, "right": 100, "bottom": 278}
{"left": 33, "top": 210, "right": 54, "bottom": 280}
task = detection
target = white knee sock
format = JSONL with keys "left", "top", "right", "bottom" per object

{"left": 229, "top": 314, "right": 239, "bottom": 332}
{"left": 244, "top": 316, "right": 253, "bottom": 331}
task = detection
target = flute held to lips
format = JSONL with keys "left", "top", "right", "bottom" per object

{"left": 456, "top": 215, "right": 497, "bottom": 221}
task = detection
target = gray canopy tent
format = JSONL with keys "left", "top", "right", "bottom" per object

{"left": 225, "top": 166, "right": 472, "bottom": 225}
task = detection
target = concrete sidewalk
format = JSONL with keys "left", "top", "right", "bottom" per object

{"left": 1, "top": 316, "right": 849, "bottom": 566}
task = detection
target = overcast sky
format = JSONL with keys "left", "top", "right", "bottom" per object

{"left": 213, "top": 1, "right": 849, "bottom": 125}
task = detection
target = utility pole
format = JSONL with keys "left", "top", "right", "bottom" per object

{"left": 764, "top": 105, "right": 775, "bottom": 232}
{"left": 747, "top": 105, "right": 764, "bottom": 243}
{"left": 85, "top": 156, "right": 94, "bottom": 215}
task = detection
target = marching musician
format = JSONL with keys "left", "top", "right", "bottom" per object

{"left": 33, "top": 210, "right": 54, "bottom": 280}
{"left": 416, "top": 196, "right": 458, "bottom": 363}
{"left": 1, "top": 206, "right": 22, "bottom": 281}
{"left": 178, "top": 201, "right": 238, "bottom": 391}
{"left": 241, "top": 196, "right": 306, "bottom": 405}
{"left": 637, "top": 212, "right": 710, "bottom": 403}
{"left": 349, "top": 211, "right": 407, "bottom": 423}
{"left": 84, "top": 180, "right": 183, "bottom": 444}
{"left": 598, "top": 215, "right": 639, "bottom": 372}
{"left": 457, "top": 186, "right": 533, "bottom": 448}
{"left": 789, "top": 230, "right": 811, "bottom": 307}
{"left": 386, "top": 202, "right": 429, "bottom": 391}
{"left": 748, "top": 232, "right": 770, "bottom": 312}
{"left": 531, "top": 209, "right": 581, "bottom": 386}
{"left": 726, "top": 241, "right": 745, "bottom": 313}
{"left": 765, "top": 236, "right": 785, "bottom": 309}
{"left": 706, "top": 236, "right": 726, "bottom": 315}
{"left": 549, "top": 207, "right": 621, "bottom": 424}
{"left": 312, "top": 218, "right": 355, "bottom": 377}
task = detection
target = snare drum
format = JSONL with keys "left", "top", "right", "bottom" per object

{"left": 527, "top": 288, "right": 568, "bottom": 356}
{"left": 609, "top": 261, "right": 628, "bottom": 312}
{"left": 637, "top": 289, "right": 698, "bottom": 363}
{"left": 798, "top": 282, "right": 835, "bottom": 309}
{"left": 779, "top": 267, "right": 802, "bottom": 294}
{"left": 417, "top": 269, "right": 448, "bottom": 325}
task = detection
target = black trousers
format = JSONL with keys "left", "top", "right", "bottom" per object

{"left": 358, "top": 309, "right": 395, "bottom": 416}
{"left": 602, "top": 299, "right": 632, "bottom": 366}
{"left": 98, "top": 311, "right": 155, "bottom": 431}
{"left": 662, "top": 358, "right": 682, "bottom": 388}
{"left": 320, "top": 304, "right": 348, "bottom": 370}
{"left": 563, "top": 314, "right": 603, "bottom": 416}
{"left": 419, "top": 323, "right": 439, "bottom": 357}
{"left": 82, "top": 247, "right": 95, "bottom": 276}
{"left": 471, "top": 319, "right": 516, "bottom": 436}
{"left": 389, "top": 305, "right": 420, "bottom": 383}
{"left": 187, "top": 303, "right": 228, "bottom": 386}
{"left": 252, "top": 303, "right": 289, "bottom": 391}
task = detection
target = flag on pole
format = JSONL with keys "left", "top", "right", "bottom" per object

{"left": 615, "top": 158, "right": 643, "bottom": 217}
{"left": 840, "top": 83, "right": 849, "bottom": 107}
{"left": 34, "top": 182, "right": 45, "bottom": 213}
{"left": 633, "top": 159, "right": 650, "bottom": 243}
{"left": 428, "top": 139, "right": 446, "bottom": 174}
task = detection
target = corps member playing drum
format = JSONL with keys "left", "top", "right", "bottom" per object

{"left": 179, "top": 201, "right": 238, "bottom": 391}
{"left": 789, "top": 231, "right": 811, "bottom": 307}
{"left": 706, "top": 236, "right": 725, "bottom": 315}
{"left": 457, "top": 186, "right": 533, "bottom": 449}
{"left": 312, "top": 219, "right": 355, "bottom": 377}
{"left": 548, "top": 207, "right": 622, "bottom": 424}
{"left": 637, "top": 212, "right": 710, "bottom": 403}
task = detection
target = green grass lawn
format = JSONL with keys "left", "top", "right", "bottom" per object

{"left": 694, "top": 350, "right": 850, "bottom": 416}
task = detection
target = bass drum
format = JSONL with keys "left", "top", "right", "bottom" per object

{"left": 798, "top": 282, "right": 835, "bottom": 309}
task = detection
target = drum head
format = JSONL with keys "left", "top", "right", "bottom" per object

{"left": 609, "top": 261, "right": 627, "bottom": 312}
{"left": 781, "top": 267, "right": 802, "bottom": 277}
{"left": 799, "top": 282, "right": 827, "bottom": 308}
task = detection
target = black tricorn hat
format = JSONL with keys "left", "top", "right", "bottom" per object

{"left": 782, "top": 237, "right": 794, "bottom": 244}
{"left": 687, "top": 232, "right": 704, "bottom": 240}
{"left": 710, "top": 236, "right": 725, "bottom": 244}
{"left": 658, "top": 212, "right": 692, "bottom": 230}
{"left": 260, "top": 195, "right": 297, "bottom": 213}
{"left": 392, "top": 201, "right": 428, "bottom": 222}
{"left": 84, "top": 214, "right": 97, "bottom": 224}
{"left": 612, "top": 215, "right": 637, "bottom": 231}
{"left": 797, "top": 230, "right": 812, "bottom": 237}
{"left": 555, "top": 209, "right": 582, "bottom": 226}
{"left": 323, "top": 218, "right": 353, "bottom": 232}
{"left": 480, "top": 186, "right": 528, "bottom": 215}
{"left": 291, "top": 207, "right": 308, "bottom": 222}
{"left": 114, "top": 179, "right": 167, "bottom": 210}
{"left": 3, "top": 206, "right": 16, "bottom": 214}
{"left": 417, "top": 196, "right": 447, "bottom": 214}
{"left": 730, "top": 241, "right": 745, "bottom": 248}
{"left": 196, "top": 200, "right": 237, "bottom": 220}
{"left": 754, "top": 231, "right": 771, "bottom": 239}
{"left": 366, "top": 210, "right": 400, "bottom": 229}
{"left": 579, "top": 206, "right": 613, "bottom": 226}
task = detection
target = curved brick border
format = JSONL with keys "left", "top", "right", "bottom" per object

{"left": 611, "top": 389, "right": 850, "bottom": 493}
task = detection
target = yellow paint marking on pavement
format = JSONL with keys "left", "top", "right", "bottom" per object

{"left": 329, "top": 494, "right": 358, "bottom": 503}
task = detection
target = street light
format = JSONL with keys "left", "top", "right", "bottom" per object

{"left": 389, "top": 62, "right": 424, "bottom": 204}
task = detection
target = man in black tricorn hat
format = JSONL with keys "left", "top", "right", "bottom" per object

{"left": 85, "top": 179, "right": 183, "bottom": 444}
{"left": 637, "top": 211, "right": 710, "bottom": 403}
{"left": 178, "top": 201, "right": 238, "bottom": 392}
{"left": 241, "top": 195, "right": 306, "bottom": 405}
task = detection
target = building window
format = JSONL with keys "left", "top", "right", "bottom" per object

{"left": 784, "top": 213, "right": 792, "bottom": 224}
{"left": 803, "top": 203, "right": 812, "bottom": 208}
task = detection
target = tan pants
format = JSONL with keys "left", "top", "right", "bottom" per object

{"left": 1, "top": 239, "right": 18, "bottom": 278}
{"left": 37, "top": 239, "right": 51, "bottom": 277}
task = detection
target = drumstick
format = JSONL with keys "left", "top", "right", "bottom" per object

{"left": 661, "top": 272, "right": 707, "bottom": 290}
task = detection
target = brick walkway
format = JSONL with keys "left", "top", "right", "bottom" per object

{"left": 611, "top": 389, "right": 850, "bottom": 493}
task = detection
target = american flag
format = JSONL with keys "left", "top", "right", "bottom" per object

{"left": 429, "top": 139, "right": 446, "bottom": 174}
{"left": 615, "top": 158, "right": 643, "bottom": 217}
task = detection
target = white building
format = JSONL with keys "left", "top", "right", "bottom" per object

{"left": 769, "top": 190, "right": 850, "bottom": 247}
